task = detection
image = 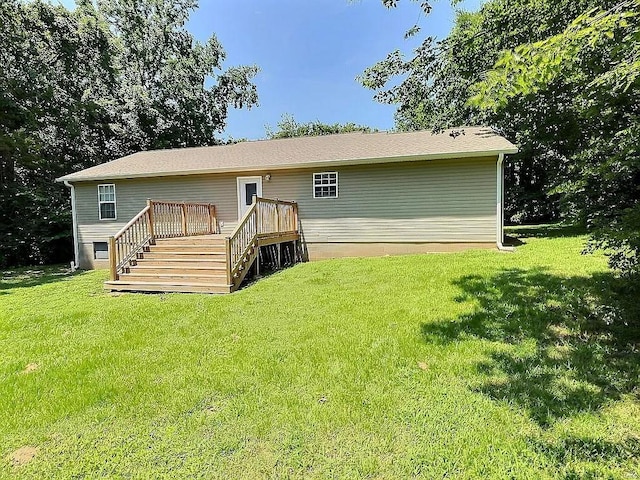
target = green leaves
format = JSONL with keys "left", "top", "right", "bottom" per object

{"left": 404, "top": 25, "right": 421, "bottom": 39}
{"left": 468, "top": 1, "right": 640, "bottom": 274}
{"left": 0, "top": 0, "right": 259, "bottom": 266}
{"left": 266, "top": 114, "right": 374, "bottom": 139}
{"left": 102, "top": 0, "right": 258, "bottom": 150}
{"left": 357, "top": 49, "right": 406, "bottom": 90}
{"left": 470, "top": 3, "right": 639, "bottom": 110}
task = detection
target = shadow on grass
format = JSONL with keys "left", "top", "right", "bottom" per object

{"left": 0, "top": 265, "right": 76, "bottom": 292}
{"left": 422, "top": 268, "right": 640, "bottom": 428}
{"left": 422, "top": 267, "right": 640, "bottom": 470}
{"left": 530, "top": 435, "right": 640, "bottom": 478}
{"left": 503, "top": 235, "right": 524, "bottom": 247}
{"left": 505, "top": 223, "right": 587, "bottom": 239}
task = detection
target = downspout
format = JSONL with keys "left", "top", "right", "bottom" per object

{"left": 496, "top": 153, "right": 514, "bottom": 252}
{"left": 64, "top": 181, "right": 80, "bottom": 269}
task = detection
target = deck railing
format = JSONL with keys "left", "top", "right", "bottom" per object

{"left": 109, "top": 199, "right": 217, "bottom": 281}
{"left": 152, "top": 201, "right": 217, "bottom": 238}
{"left": 226, "top": 197, "right": 298, "bottom": 287}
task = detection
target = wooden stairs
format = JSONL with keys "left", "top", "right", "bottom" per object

{"left": 104, "top": 198, "right": 300, "bottom": 294}
{"left": 105, "top": 235, "right": 232, "bottom": 294}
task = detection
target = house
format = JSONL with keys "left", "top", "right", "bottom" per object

{"left": 56, "top": 127, "right": 518, "bottom": 293}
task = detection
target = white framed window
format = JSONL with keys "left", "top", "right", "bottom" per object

{"left": 313, "top": 172, "right": 338, "bottom": 198}
{"left": 98, "top": 184, "right": 117, "bottom": 220}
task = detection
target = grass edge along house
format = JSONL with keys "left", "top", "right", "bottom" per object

{"left": 56, "top": 127, "right": 517, "bottom": 293}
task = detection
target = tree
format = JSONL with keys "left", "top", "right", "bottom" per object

{"left": 98, "top": 0, "right": 258, "bottom": 151}
{"left": 0, "top": 0, "right": 119, "bottom": 266}
{"left": 266, "top": 114, "right": 374, "bottom": 139}
{"left": 470, "top": 2, "right": 640, "bottom": 275}
{"left": 0, "top": 0, "right": 258, "bottom": 267}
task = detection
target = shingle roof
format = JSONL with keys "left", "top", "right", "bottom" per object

{"left": 57, "top": 127, "right": 518, "bottom": 182}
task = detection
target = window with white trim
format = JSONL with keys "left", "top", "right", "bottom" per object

{"left": 98, "top": 184, "right": 116, "bottom": 220}
{"left": 313, "top": 172, "right": 338, "bottom": 198}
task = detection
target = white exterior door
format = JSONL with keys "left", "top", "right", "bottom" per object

{"left": 237, "top": 176, "right": 262, "bottom": 218}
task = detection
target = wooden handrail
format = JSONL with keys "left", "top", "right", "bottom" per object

{"left": 226, "top": 197, "right": 298, "bottom": 288}
{"left": 253, "top": 196, "right": 297, "bottom": 206}
{"left": 108, "top": 199, "right": 218, "bottom": 281}
{"left": 227, "top": 201, "right": 259, "bottom": 280}
{"left": 113, "top": 206, "right": 150, "bottom": 241}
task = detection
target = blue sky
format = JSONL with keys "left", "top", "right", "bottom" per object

{"left": 57, "top": 0, "right": 482, "bottom": 140}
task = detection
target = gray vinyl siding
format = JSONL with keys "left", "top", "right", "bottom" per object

{"left": 72, "top": 156, "right": 497, "bottom": 267}
{"left": 74, "top": 173, "right": 239, "bottom": 268}
{"left": 263, "top": 157, "right": 496, "bottom": 243}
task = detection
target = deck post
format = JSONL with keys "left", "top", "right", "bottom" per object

{"left": 252, "top": 195, "right": 259, "bottom": 233}
{"left": 181, "top": 203, "right": 187, "bottom": 236}
{"left": 256, "top": 246, "right": 260, "bottom": 277}
{"left": 207, "top": 204, "right": 213, "bottom": 234}
{"left": 212, "top": 205, "right": 218, "bottom": 233}
{"left": 108, "top": 236, "right": 117, "bottom": 281}
{"left": 293, "top": 203, "right": 300, "bottom": 263}
{"left": 146, "top": 199, "right": 156, "bottom": 244}
{"left": 277, "top": 242, "right": 282, "bottom": 269}
{"left": 225, "top": 236, "right": 232, "bottom": 286}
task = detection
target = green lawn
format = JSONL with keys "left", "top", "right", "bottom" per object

{"left": 1, "top": 227, "right": 639, "bottom": 479}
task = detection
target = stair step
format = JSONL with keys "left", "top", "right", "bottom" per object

{"left": 132, "top": 265, "right": 227, "bottom": 274}
{"left": 134, "top": 259, "right": 227, "bottom": 267}
{"left": 145, "top": 250, "right": 226, "bottom": 255}
{"left": 150, "top": 244, "right": 226, "bottom": 252}
{"left": 141, "top": 252, "right": 227, "bottom": 260}
{"left": 105, "top": 280, "right": 231, "bottom": 294}
{"left": 120, "top": 273, "right": 227, "bottom": 283}
{"left": 154, "top": 237, "right": 226, "bottom": 245}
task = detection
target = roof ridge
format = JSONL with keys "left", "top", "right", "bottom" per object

{"left": 56, "top": 126, "right": 518, "bottom": 183}
{"left": 124, "top": 127, "right": 493, "bottom": 158}
{"left": 124, "top": 130, "right": 380, "bottom": 157}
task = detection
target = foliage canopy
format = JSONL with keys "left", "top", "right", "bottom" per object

{"left": 266, "top": 114, "right": 374, "bottom": 139}
{"left": 0, "top": 0, "right": 258, "bottom": 267}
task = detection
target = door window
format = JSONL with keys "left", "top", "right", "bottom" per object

{"left": 245, "top": 183, "right": 257, "bottom": 205}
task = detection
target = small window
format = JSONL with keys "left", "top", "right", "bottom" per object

{"left": 93, "top": 242, "right": 109, "bottom": 260}
{"left": 98, "top": 184, "right": 116, "bottom": 220}
{"left": 313, "top": 172, "right": 338, "bottom": 198}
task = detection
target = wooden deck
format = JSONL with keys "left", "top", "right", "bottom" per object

{"left": 105, "top": 198, "right": 300, "bottom": 294}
